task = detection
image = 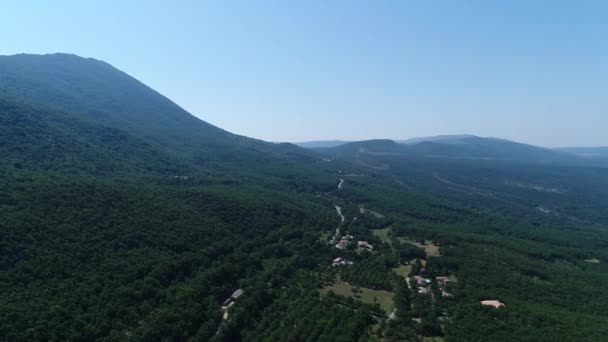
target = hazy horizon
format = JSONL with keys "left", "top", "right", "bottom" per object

{"left": 3, "top": 1, "right": 608, "bottom": 147}
{"left": 289, "top": 135, "right": 608, "bottom": 148}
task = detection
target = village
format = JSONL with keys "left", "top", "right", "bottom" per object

{"left": 322, "top": 193, "right": 506, "bottom": 340}
{"left": 217, "top": 178, "right": 506, "bottom": 340}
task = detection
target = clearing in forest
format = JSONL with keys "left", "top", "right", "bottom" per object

{"left": 359, "top": 205, "right": 386, "bottom": 218}
{"left": 401, "top": 238, "right": 441, "bottom": 257}
{"left": 392, "top": 264, "right": 412, "bottom": 279}
{"left": 321, "top": 282, "right": 395, "bottom": 314}
{"left": 585, "top": 258, "right": 600, "bottom": 263}
{"left": 372, "top": 227, "right": 392, "bottom": 244}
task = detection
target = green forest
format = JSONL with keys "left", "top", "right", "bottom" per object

{"left": 1, "top": 53, "right": 608, "bottom": 341}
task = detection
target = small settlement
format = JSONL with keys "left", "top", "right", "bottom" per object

{"left": 412, "top": 275, "right": 453, "bottom": 298}
{"left": 334, "top": 235, "right": 374, "bottom": 252}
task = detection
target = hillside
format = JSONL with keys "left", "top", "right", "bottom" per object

{"left": 0, "top": 91, "right": 188, "bottom": 177}
{"left": 0, "top": 53, "right": 316, "bottom": 166}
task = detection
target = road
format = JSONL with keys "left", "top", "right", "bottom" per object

{"left": 335, "top": 205, "right": 345, "bottom": 223}
{"left": 332, "top": 205, "right": 345, "bottom": 242}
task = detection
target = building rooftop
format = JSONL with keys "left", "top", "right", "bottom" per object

{"left": 231, "top": 289, "right": 244, "bottom": 299}
{"left": 481, "top": 300, "right": 505, "bottom": 308}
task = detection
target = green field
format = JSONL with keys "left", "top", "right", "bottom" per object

{"left": 372, "top": 226, "right": 392, "bottom": 244}
{"left": 393, "top": 264, "right": 412, "bottom": 279}
{"left": 321, "top": 282, "right": 395, "bottom": 313}
{"left": 400, "top": 238, "right": 441, "bottom": 257}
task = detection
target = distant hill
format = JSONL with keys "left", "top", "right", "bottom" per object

{"left": 321, "top": 136, "right": 583, "bottom": 164}
{"left": 315, "top": 139, "right": 403, "bottom": 155}
{"left": 294, "top": 140, "right": 350, "bottom": 148}
{"left": 397, "top": 134, "right": 478, "bottom": 145}
{"left": 555, "top": 147, "right": 608, "bottom": 159}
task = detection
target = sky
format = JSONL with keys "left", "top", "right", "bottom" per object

{"left": 1, "top": 1, "right": 608, "bottom": 147}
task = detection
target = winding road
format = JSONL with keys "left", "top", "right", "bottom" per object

{"left": 332, "top": 205, "right": 345, "bottom": 242}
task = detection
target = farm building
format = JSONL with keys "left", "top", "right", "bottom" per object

{"left": 357, "top": 241, "right": 374, "bottom": 250}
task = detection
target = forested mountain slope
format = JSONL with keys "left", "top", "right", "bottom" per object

{"left": 0, "top": 91, "right": 188, "bottom": 176}
{"left": 0, "top": 53, "right": 315, "bottom": 166}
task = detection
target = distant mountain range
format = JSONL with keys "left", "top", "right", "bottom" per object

{"left": 555, "top": 147, "right": 608, "bottom": 159}
{"left": 297, "top": 135, "right": 608, "bottom": 166}
{"left": 294, "top": 140, "right": 352, "bottom": 148}
{"left": 397, "top": 134, "right": 480, "bottom": 145}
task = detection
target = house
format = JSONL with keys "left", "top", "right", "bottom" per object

{"left": 221, "top": 301, "right": 235, "bottom": 320}
{"left": 418, "top": 287, "right": 430, "bottom": 294}
{"left": 357, "top": 241, "right": 374, "bottom": 250}
{"left": 332, "top": 257, "right": 352, "bottom": 267}
{"left": 223, "top": 289, "right": 244, "bottom": 306}
{"left": 335, "top": 239, "right": 349, "bottom": 250}
{"left": 231, "top": 289, "right": 244, "bottom": 300}
{"left": 481, "top": 300, "right": 505, "bottom": 308}
{"left": 435, "top": 276, "right": 450, "bottom": 286}
{"left": 414, "top": 276, "right": 432, "bottom": 287}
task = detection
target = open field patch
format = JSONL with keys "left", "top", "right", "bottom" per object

{"left": 372, "top": 227, "right": 392, "bottom": 244}
{"left": 321, "top": 282, "right": 395, "bottom": 313}
{"left": 393, "top": 264, "right": 412, "bottom": 279}
{"left": 360, "top": 205, "right": 386, "bottom": 218}
{"left": 400, "top": 238, "right": 441, "bottom": 257}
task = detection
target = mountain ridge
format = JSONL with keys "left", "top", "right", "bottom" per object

{"left": 0, "top": 53, "right": 319, "bottom": 167}
{"left": 301, "top": 135, "right": 608, "bottom": 166}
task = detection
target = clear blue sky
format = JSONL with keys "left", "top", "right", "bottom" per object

{"left": 2, "top": 1, "right": 607, "bottom": 147}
